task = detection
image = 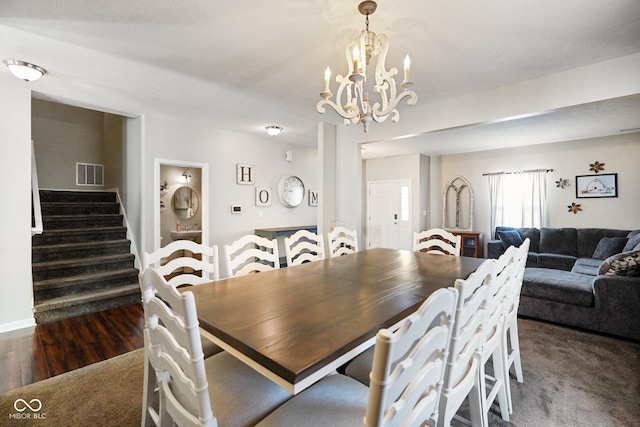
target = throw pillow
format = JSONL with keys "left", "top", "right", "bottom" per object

{"left": 623, "top": 231, "right": 640, "bottom": 253}
{"left": 497, "top": 230, "right": 523, "bottom": 249}
{"left": 604, "top": 250, "right": 640, "bottom": 277}
{"left": 592, "top": 237, "right": 628, "bottom": 260}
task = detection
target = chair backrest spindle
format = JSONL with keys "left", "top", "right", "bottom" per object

{"left": 413, "top": 228, "right": 462, "bottom": 256}
{"left": 143, "top": 239, "right": 219, "bottom": 286}
{"left": 284, "top": 230, "right": 325, "bottom": 266}
{"left": 222, "top": 234, "right": 280, "bottom": 278}
{"left": 327, "top": 227, "right": 359, "bottom": 257}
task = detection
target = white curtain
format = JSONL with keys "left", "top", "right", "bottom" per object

{"left": 488, "top": 173, "right": 505, "bottom": 235}
{"left": 488, "top": 169, "right": 549, "bottom": 234}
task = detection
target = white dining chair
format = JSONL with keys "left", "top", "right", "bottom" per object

{"left": 438, "top": 259, "right": 493, "bottom": 427}
{"left": 255, "top": 287, "right": 459, "bottom": 427}
{"left": 327, "top": 226, "right": 359, "bottom": 258}
{"left": 502, "top": 238, "right": 530, "bottom": 414}
{"left": 140, "top": 268, "right": 291, "bottom": 427}
{"left": 143, "top": 241, "right": 223, "bottom": 358}
{"left": 284, "top": 229, "right": 325, "bottom": 266}
{"left": 413, "top": 228, "right": 462, "bottom": 256}
{"left": 143, "top": 239, "right": 219, "bottom": 286}
{"left": 477, "top": 246, "right": 517, "bottom": 426}
{"left": 222, "top": 234, "right": 280, "bottom": 278}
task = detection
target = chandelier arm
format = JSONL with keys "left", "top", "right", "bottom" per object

{"left": 371, "top": 89, "right": 417, "bottom": 121}
{"left": 317, "top": 88, "right": 361, "bottom": 120}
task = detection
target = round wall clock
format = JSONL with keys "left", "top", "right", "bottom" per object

{"left": 278, "top": 175, "right": 305, "bottom": 208}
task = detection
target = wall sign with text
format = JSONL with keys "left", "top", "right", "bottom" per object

{"left": 308, "top": 190, "right": 318, "bottom": 206}
{"left": 236, "top": 164, "right": 255, "bottom": 185}
{"left": 255, "top": 187, "right": 272, "bottom": 206}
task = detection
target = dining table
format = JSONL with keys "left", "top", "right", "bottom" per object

{"left": 187, "top": 247, "right": 486, "bottom": 394}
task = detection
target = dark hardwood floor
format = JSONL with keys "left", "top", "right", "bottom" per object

{"left": 0, "top": 303, "right": 144, "bottom": 395}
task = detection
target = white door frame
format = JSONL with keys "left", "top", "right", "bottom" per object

{"left": 153, "top": 158, "right": 209, "bottom": 251}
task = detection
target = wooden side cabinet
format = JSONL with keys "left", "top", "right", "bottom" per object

{"left": 450, "top": 231, "right": 484, "bottom": 258}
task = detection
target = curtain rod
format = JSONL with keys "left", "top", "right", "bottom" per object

{"left": 482, "top": 168, "right": 553, "bottom": 176}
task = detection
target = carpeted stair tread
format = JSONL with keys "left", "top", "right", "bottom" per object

{"left": 43, "top": 214, "right": 124, "bottom": 229}
{"left": 35, "top": 226, "right": 126, "bottom": 236}
{"left": 41, "top": 201, "right": 121, "bottom": 215}
{"left": 39, "top": 190, "right": 117, "bottom": 203}
{"left": 33, "top": 239, "right": 130, "bottom": 250}
{"left": 33, "top": 268, "right": 139, "bottom": 290}
{"left": 32, "top": 239, "right": 131, "bottom": 262}
{"left": 33, "top": 226, "right": 127, "bottom": 245}
{"left": 33, "top": 253, "right": 135, "bottom": 270}
{"left": 33, "top": 284, "right": 140, "bottom": 313}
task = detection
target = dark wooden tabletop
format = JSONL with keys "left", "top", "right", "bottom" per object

{"left": 187, "top": 248, "right": 485, "bottom": 392}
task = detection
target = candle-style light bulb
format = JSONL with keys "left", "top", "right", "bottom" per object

{"left": 403, "top": 55, "right": 411, "bottom": 82}
{"left": 353, "top": 46, "right": 360, "bottom": 73}
{"left": 323, "top": 67, "right": 331, "bottom": 92}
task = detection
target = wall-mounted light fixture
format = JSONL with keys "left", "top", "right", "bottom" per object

{"left": 182, "top": 170, "right": 192, "bottom": 182}
{"left": 4, "top": 59, "right": 46, "bottom": 82}
{"left": 265, "top": 126, "right": 283, "bottom": 137}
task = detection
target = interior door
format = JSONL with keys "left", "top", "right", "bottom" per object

{"left": 367, "top": 180, "right": 412, "bottom": 250}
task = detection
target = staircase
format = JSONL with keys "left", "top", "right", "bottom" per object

{"left": 32, "top": 190, "right": 140, "bottom": 323}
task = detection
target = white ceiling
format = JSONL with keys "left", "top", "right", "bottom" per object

{"left": 1, "top": 0, "right": 639, "bottom": 158}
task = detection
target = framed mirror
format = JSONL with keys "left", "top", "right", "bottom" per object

{"left": 172, "top": 186, "right": 199, "bottom": 219}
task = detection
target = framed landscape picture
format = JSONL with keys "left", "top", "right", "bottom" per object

{"left": 575, "top": 173, "right": 618, "bottom": 198}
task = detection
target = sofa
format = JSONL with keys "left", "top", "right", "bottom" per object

{"left": 488, "top": 227, "right": 640, "bottom": 341}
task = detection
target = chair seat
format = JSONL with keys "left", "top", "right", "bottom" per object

{"left": 344, "top": 347, "right": 374, "bottom": 386}
{"left": 205, "top": 352, "right": 292, "bottom": 427}
{"left": 201, "top": 335, "right": 224, "bottom": 358}
{"left": 255, "top": 374, "right": 369, "bottom": 427}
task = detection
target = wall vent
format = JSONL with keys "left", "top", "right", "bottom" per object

{"left": 76, "top": 162, "right": 104, "bottom": 186}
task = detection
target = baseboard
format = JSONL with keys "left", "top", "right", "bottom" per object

{"left": 0, "top": 316, "right": 37, "bottom": 333}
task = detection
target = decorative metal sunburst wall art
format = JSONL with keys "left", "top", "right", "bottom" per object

{"left": 589, "top": 161, "right": 605, "bottom": 173}
{"left": 556, "top": 178, "right": 570, "bottom": 189}
{"left": 568, "top": 202, "right": 582, "bottom": 214}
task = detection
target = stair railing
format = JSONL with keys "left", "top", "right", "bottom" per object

{"left": 110, "top": 188, "right": 141, "bottom": 270}
{"left": 31, "top": 140, "right": 43, "bottom": 236}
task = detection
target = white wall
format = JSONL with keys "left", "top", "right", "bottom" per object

{"left": 142, "top": 113, "right": 318, "bottom": 255}
{"left": 434, "top": 133, "right": 640, "bottom": 246}
{"left": 0, "top": 82, "right": 35, "bottom": 332}
{"left": 32, "top": 99, "right": 106, "bottom": 190}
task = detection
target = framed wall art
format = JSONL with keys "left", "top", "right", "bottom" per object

{"left": 575, "top": 173, "right": 618, "bottom": 198}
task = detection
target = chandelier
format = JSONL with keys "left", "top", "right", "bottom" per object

{"left": 317, "top": 1, "right": 417, "bottom": 133}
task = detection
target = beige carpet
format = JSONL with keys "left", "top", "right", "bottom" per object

{"left": 0, "top": 349, "right": 144, "bottom": 427}
{"left": 1, "top": 319, "right": 638, "bottom": 426}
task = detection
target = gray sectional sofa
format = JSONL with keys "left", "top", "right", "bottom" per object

{"left": 488, "top": 227, "right": 640, "bottom": 341}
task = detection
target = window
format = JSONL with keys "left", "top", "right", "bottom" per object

{"left": 400, "top": 185, "right": 410, "bottom": 222}
{"left": 487, "top": 169, "right": 549, "bottom": 233}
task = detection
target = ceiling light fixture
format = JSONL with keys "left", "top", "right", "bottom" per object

{"left": 317, "top": 1, "right": 417, "bottom": 133}
{"left": 265, "top": 126, "right": 283, "bottom": 136}
{"left": 4, "top": 59, "right": 46, "bottom": 82}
